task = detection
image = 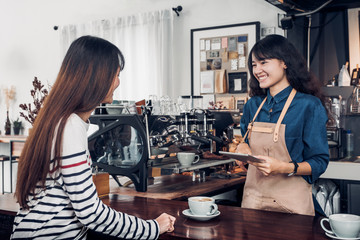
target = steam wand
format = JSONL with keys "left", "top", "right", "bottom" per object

{"left": 142, "top": 106, "right": 152, "bottom": 158}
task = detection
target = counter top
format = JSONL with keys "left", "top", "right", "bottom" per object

{"left": 0, "top": 193, "right": 18, "bottom": 216}
{"left": 110, "top": 174, "right": 246, "bottom": 200}
{"left": 321, "top": 159, "right": 360, "bottom": 181}
{"left": 0, "top": 193, "right": 328, "bottom": 240}
{"left": 104, "top": 195, "right": 328, "bottom": 240}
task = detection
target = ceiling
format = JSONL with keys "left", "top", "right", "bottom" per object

{"left": 265, "top": 0, "right": 360, "bottom": 14}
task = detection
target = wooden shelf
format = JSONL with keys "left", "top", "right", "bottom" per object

{"left": 0, "top": 135, "right": 27, "bottom": 143}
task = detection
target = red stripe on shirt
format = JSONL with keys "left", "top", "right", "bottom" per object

{"left": 62, "top": 160, "right": 88, "bottom": 169}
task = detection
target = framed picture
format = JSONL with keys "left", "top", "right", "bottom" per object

{"left": 228, "top": 72, "right": 248, "bottom": 93}
{"left": 191, "top": 22, "right": 260, "bottom": 95}
{"left": 348, "top": 8, "right": 360, "bottom": 74}
{"left": 200, "top": 71, "right": 215, "bottom": 93}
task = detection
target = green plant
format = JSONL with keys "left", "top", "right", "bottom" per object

{"left": 19, "top": 77, "right": 49, "bottom": 125}
{"left": 12, "top": 118, "right": 22, "bottom": 129}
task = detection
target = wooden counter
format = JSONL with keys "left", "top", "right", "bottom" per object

{"left": 0, "top": 193, "right": 17, "bottom": 216}
{"left": 0, "top": 193, "right": 328, "bottom": 240}
{"left": 109, "top": 174, "right": 246, "bottom": 200}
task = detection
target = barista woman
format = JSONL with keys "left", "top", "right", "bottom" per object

{"left": 236, "top": 34, "right": 329, "bottom": 216}
{"left": 12, "top": 36, "right": 175, "bottom": 239}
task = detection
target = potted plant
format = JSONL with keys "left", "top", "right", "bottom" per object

{"left": 12, "top": 118, "right": 22, "bottom": 135}
{"left": 19, "top": 77, "right": 49, "bottom": 125}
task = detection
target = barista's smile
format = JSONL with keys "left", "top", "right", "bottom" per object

{"left": 256, "top": 73, "right": 268, "bottom": 82}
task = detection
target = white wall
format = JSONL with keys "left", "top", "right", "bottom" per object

{"left": 0, "top": 0, "right": 284, "bottom": 132}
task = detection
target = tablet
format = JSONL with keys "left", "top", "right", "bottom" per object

{"left": 218, "top": 151, "right": 265, "bottom": 163}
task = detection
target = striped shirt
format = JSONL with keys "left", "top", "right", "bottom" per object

{"left": 11, "top": 114, "right": 159, "bottom": 239}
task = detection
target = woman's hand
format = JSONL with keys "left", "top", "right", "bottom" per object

{"left": 234, "top": 143, "right": 252, "bottom": 169}
{"left": 249, "top": 155, "right": 289, "bottom": 176}
{"left": 235, "top": 142, "right": 252, "bottom": 155}
{"left": 155, "top": 213, "right": 176, "bottom": 234}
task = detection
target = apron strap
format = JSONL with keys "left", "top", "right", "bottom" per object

{"left": 273, "top": 88, "right": 297, "bottom": 142}
{"left": 241, "top": 97, "right": 267, "bottom": 143}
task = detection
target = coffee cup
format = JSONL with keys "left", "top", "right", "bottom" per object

{"left": 177, "top": 152, "right": 200, "bottom": 167}
{"left": 188, "top": 196, "right": 218, "bottom": 216}
{"left": 320, "top": 214, "right": 360, "bottom": 238}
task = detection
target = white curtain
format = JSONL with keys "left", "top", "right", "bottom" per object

{"left": 60, "top": 9, "right": 174, "bottom": 101}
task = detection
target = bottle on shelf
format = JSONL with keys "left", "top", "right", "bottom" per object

{"left": 345, "top": 129, "right": 354, "bottom": 158}
{"left": 350, "top": 86, "right": 360, "bottom": 114}
{"left": 4, "top": 110, "right": 11, "bottom": 135}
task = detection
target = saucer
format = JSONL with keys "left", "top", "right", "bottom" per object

{"left": 325, "top": 232, "right": 360, "bottom": 240}
{"left": 182, "top": 209, "right": 220, "bottom": 221}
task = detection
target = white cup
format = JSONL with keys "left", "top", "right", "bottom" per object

{"left": 188, "top": 196, "right": 218, "bottom": 216}
{"left": 320, "top": 214, "right": 360, "bottom": 238}
{"left": 177, "top": 152, "right": 200, "bottom": 167}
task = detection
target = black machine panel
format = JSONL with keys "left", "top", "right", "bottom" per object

{"left": 88, "top": 114, "right": 148, "bottom": 192}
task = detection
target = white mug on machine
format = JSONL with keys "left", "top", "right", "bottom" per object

{"left": 177, "top": 152, "right": 200, "bottom": 167}
{"left": 320, "top": 214, "right": 360, "bottom": 238}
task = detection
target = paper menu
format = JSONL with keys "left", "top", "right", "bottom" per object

{"left": 200, "top": 71, "right": 215, "bottom": 94}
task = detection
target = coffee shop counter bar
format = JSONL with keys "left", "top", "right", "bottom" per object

{"left": 109, "top": 174, "right": 246, "bottom": 201}
{"left": 0, "top": 193, "right": 328, "bottom": 240}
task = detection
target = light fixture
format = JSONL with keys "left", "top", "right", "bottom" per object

{"left": 172, "top": 6, "right": 182, "bottom": 17}
{"left": 280, "top": 0, "right": 333, "bottom": 30}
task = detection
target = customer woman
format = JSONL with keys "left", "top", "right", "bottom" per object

{"left": 12, "top": 36, "right": 175, "bottom": 239}
{"left": 236, "top": 34, "right": 329, "bottom": 216}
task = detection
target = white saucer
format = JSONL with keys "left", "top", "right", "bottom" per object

{"left": 182, "top": 209, "right": 220, "bottom": 221}
{"left": 325, "top": 232, "right": 360, "bottom": 240}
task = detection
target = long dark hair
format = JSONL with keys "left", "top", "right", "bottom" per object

{"left": 248, "top": 35, "right": 325, "bottom": 102}
{"left": 16, "top": 36, "right": 125, "bottom": 209}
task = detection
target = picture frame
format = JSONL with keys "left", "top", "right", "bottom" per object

{"left": 228, "top": 72, "right": 248, "bottom": 93}
{"left": 191, "top": 22, "right": 260, "bottom": 95}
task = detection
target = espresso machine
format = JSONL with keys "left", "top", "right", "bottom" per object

{"left": 326, "top": 96, "right": 345, "bottom": 160}
{"left": 147, "top": 109, "right": 227, "bottom": 152}
{"left": 88, "top": 105, "right": 236, "bottom": 192}
{"left": 327, "top": 126, "right": 345, "bottom": 160}
{"left": 323, "top": 86, "right": 356, "bottom": 160}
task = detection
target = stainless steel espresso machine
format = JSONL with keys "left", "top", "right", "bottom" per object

{"left": 88, "top": 106, "right": 236, "bottom": 192}
{"left": 323, "top": 86, "right": 359, "bottom": 160}
{"left": 326, "top": 96, "right": 345, "bottom": 160}
{"left": 147, "top": 109, "right": 229, "bottom": 152}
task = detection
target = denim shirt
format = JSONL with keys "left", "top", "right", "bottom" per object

{"left": 240, "top": 86, "right": 329, "bottom": 184}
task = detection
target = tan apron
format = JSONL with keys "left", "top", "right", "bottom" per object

{"left": 241, "top": 89, "right": 314, "bottom": 216}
